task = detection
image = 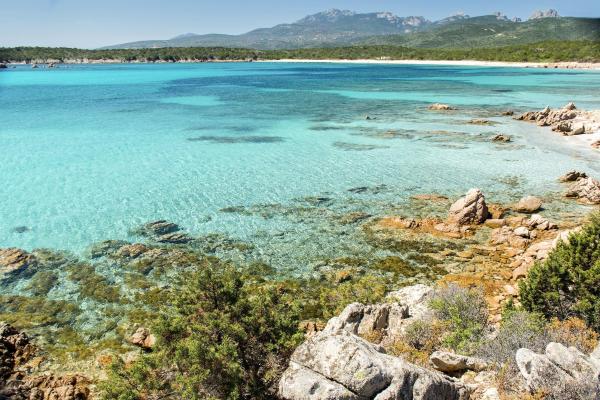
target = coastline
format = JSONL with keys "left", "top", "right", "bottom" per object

{"left": 5, "top": 59, "right": 600, "bottom": 70}
{"left": 263, "top": 59, "right": 600, "bottom": 70}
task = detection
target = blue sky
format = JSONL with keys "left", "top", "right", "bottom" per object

{"left": 1, "top": 0, "right": 598, "bottom": 48}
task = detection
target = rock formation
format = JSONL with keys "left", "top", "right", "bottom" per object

{"left": 514, "top": 196, "right": 542, "bottom": 213}
{"left": 564, "top": 175, "right": 600, "bottom": 204}
{"left": 279, "top": 329, "right": 470, "bottom": 400}
{"left": 447, "top": 189, "right": 489, "bottom": 225}
{"left": 428, "top": 103, "right": 456, "bottom": 111}
{"left": 516, "top": 342, "right": 599, "bottom": 398}
{"left": 516, "top": 103, "right": 600, "bottom": 136}
{"left": 0, "top": 323, "right": 90, "bottom": 400}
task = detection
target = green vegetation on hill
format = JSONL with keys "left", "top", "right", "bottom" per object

{"left": 1, "top": 40, "right": 599, "bottom": 64}
{"left": 363, "top": 16, "right": 600, "bottom": 48}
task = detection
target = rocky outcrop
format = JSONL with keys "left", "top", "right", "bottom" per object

{"left": 0, "top": 323, "right": 90, "bottom": 400}
{"left": 323, "top": 285, "right": 433, "bottom": 345}
{"left": 0, "top": 248, "right": 37, "bottom": 277}
{"left": 428, "top": 103, "right": 456, "bottom": 111}
{"left": 491, "top": 134, "right": 511, "bottom": 143}
{"left": 447, "top": 189, "right": 489, "bottom": 225}
{"left": 516, "top": 103, "right": 600, "bottom": 136}
{"left": 429, "top": 351, "right": 487, "bottom": 373}
{"left": 529, "top": 9, "right": 560, "bottom": 19}
{"left": 559, "top": 170, "right": 587, "bottom": 182}
{"left": 129, "top": 327, "right": 156, "bottom": 350}
{"left": 564, "top": 175, "right": 600, "bottom": 204}
{"left": 279, "top": 329, "right": 470, "bottom": 400}
{"left": 516, "top": 342, "right": 599, "bottom": 398}
{"left": 513, "top": 196, "right": 542, "bottom": 213}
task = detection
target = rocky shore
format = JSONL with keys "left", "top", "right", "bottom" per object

{"left": 515, "top": 102, "right": 600, "bottom": 149}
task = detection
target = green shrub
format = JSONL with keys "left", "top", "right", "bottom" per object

{"left": 100, "top": 258, "right": 304, "bottom": 400}
{"left": 519, "top": 213, "right": 600, "bottom": 332}
{"left": 429, "top": 284, "right": 489, "bottom": 353}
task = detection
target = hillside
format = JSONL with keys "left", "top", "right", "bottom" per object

{"left": 103, "top": 9, "right": 431, "bottom": 50}
{"left": 363, "top": 16, "right": 600, "bottom": 48}
{"left": 104, "top": 9, "right": 599, "bottom": 50}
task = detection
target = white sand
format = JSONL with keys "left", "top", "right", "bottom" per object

{"left": 263, "top": 59, "right": 600, "bottom": 70}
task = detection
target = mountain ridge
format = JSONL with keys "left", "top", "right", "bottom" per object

{"left": 103, "top": 9, "right": 599, "bottom": 50}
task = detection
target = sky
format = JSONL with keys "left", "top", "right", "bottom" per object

{"left": 1, "top": 0, "right": 598, "bottom": 48}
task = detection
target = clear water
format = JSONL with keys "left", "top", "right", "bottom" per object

{"left": 1, "top": 62, "right": 599, "bottom": 263}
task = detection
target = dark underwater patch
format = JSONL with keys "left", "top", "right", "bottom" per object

{"left": 187, "top": 135, "right": 284, "bottom": 143}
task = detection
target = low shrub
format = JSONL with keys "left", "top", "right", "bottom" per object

{"left": 429, "top": 283, "right": 489, "bottom": 353}
{"left": 519, "top": 212, "right": 600, "bottom": 332}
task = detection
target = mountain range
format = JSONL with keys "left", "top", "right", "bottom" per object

{"left": 104, "top": 9, "right": 600, "bottom": 50}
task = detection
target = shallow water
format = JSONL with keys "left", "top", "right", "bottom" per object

{"left": 1, "top": 62, "right": 599, "bottom": 266}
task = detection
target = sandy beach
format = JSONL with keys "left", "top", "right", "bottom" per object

{"left": 265, "top": 59, "right": 600, "bottom": 70}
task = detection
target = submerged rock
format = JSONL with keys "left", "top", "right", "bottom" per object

{"left": 0, "top": 248, "right": 36, "bottom": 276}
{"left": 89, "top": 240, "right": 129, "bottom": 258}
{"left": 448, "top": 189, "right": 489, "bottom": 225}
{"left": 137, "top": 220, "right": 181, "bottom": 237}
{"left": 156, "top": 232, "right": 193, "bottom": 244}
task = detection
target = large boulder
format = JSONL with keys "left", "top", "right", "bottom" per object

{"left": 565, "top": 176, "right": 600, "bottom": 204}
{"left": 448, "top": 189, "right": 489, "bottom": 225}
{"left": 279, "top": 329, "right": 470, "bottom": 400}
{"left": 514, "top": 196, "right": 543, "bottom": 213}
{"left": 516, "top": 342, "right": 599, "bottom": 398}
{"left": 323, "top": 285, "right": 434, "bottom": 344}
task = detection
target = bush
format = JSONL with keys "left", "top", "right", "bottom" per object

{"left": 519, "top": 213, "right": 600, "bottom": 332}
{"left": 100, "top": 258, "right": 304, "bottom": 400}
{"left": 429, "top": 284, "right": 489, "bottom": 353}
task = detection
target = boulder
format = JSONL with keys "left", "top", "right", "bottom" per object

{"left": 324, "top": 284, "right": 433, "bottom": 343}
{"left": 0, "top": 63, "right": 7, "bottom": 69}
{"left": 429, "top": 351, "right": 487, "bottom": 373}
{"left": 564, "top": 102, "right": 577, "bottom": 110}
{"left": 491, "top": 134, "right": 511, "bottom": 143}
{"left": 516, "top": 343, "right": 599, "bottom": 398}
{"left": 428, "top": 103, "right": 456, "bottom": 111}
{"left": 0, "top": 248, "right": 36, "bottom": 276}
{"left": 592, "top": 140, "right": 600, "bottom": 149}
{"left": 559, "top": 170, "right": 587, "bottom": 182}
{"left": 565, "top": 176, "right": 600, "bottom": 204}
{"left": 514, "top": 196, "right": 542, "bottom": 213}
{"left": 513, "top": 227, "right": 530, "bottom": 239}
{"left": 448, "top": 189, "right": 489, "bottom": 225}
{"left": 129, "top": 327, "right": 156, "bottom": 350}
{"left": 279, "top": 329, "right": 469, "bottom": 400}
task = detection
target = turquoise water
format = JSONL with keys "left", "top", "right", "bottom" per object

{"left": 1, "top": 62, "right": 600, "bottom": 264}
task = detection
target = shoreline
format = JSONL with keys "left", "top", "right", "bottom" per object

{"left": 263, "top": 59, "right": 600, "bottom": 70}
{"left": 4, "top": 59, "right": 600, "bottom": 70}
